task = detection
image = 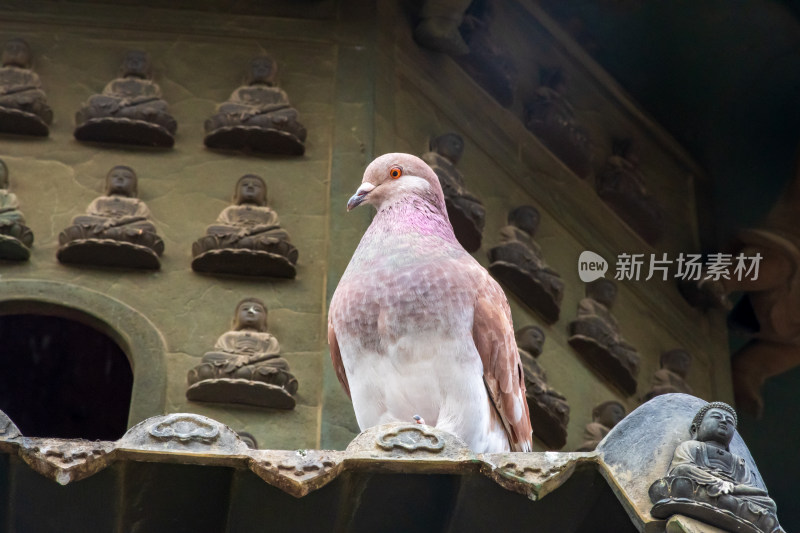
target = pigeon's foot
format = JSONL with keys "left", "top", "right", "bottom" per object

{"left": 412, "top": 414, "right": 426, "bottom": 425}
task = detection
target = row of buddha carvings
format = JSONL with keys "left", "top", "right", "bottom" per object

{"left": 0, "top": 38, "right": 306, "bottom": 154}
{"left": 0, "top": 161, "right": 298, "bottom": 276}
{"left": 517, "top": 320, "right": 694, "bottom": 450}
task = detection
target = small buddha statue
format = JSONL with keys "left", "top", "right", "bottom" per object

{"left": 455, "top": 0, "right": 516, "bottom": 107}
{"left": 567, "top": 278, "right": 640, "bottom": 395}
{"left": 516, "top": 325, "right": 570, "bottom": 449}
{"left": 57, "top": 165, "right": 164, "bottom": 269}
{"left": 186, "top": 297, "right": 298, "bottom": 409}
{"left": 204, "top": 55, "right": 307, "bottom": 155}
{"left": 421, "top": 132, "right": 485, "bottom": 252}
{"left": 0, "top": 37, "right": 53, "bottom": 136}
{"left": 0, "top": 159, "right": 34, "bottom": 260}
{"left": 576, "top": 400, "right": 625, "bottom": 452}
{"left": 643, "top": 349, "right": 693, "bottom": 402}
{"left": 596, "top": 138, "right": 664, "bottom": 244}
{"left": 524, "top": 68, "right": 592, "bottom": 179}
{"left": 487, "top": 205, "right": 564, "bottom": 323}
{"left": 191, "top": 174, "right": 298, "bottom": 278}
{"left": 74, "top": 50, "right": 177, "bottom": 147}
{"left": 649, "top": 402, "right": 784, "bottom": 533}
{"left": 413, "top": 0, "right": 472, "bottom": 56}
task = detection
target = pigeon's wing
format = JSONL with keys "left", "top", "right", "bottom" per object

{"left": 328, "top": 313, "right": 351, "bottom": 398}
{"left": 472, "top": 275, "right": 533, "bottom": 452}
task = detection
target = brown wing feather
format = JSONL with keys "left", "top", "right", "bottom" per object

{"left": 472, "top": 279, "right": 533, "bottom": 452}
{"left": 328, "top": 315, "right": 351, "bottom": 398}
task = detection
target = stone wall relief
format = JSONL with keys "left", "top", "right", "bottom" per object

{"left": 0, "top": 38, "right": 52, "bottom": 136}
{"left": 487, "top": 205, "right": 563, "bottom": 323}
{"left": 524, "top": 68, "right": 592, "bottom": 179}
{"left": 567, "top": 278, "right": 640, "bottom": 395}
{"left": 74, "top": 50, "right": 177, "bottom": 147}
{"left": 0, "top": 159, "right": 34, "bottom": 260}
{"left": 204, "top": 55, "right": 307, "bottom": 155}
{"left": 186, "top": 297, "right": 298, "bottom": 409}
{"left": 649, "top": 401, "right": 784, "bottom": 533}
{"left": 516, "top": 325, "right": 569, "bottom": 449}
{"left": 596, "top": 138, "right": 664, "bottom": 244}
{"left": 57, "top": 165, "right": 164, "bottom": 269}
{"left": 421, "top": 132, "right": 485, "bottom": 252}
{"left": 191, "top": 174, "right": 298, "bottom": 278}
{"left": 575, "top": 400, "right": 625, "bottom": 452}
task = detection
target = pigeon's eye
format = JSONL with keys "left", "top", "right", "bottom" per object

{"left": 389, "top": 167, "right": 403, "bottom": 179}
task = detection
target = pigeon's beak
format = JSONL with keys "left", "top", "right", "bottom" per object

{"left": 347, "top": 182, "right": 375, "bottom": 211}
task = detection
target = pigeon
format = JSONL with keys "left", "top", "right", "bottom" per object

{"left": 328, "top": 153, "right": 532, "bottom": 452}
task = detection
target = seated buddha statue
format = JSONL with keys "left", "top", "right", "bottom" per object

{"left": 204, "top": 55, "right": 307, "bottom": 155}
{"left": 487, "top": 205, "right": 564, "bottom": 323}
{"left": 74, "top": 50, "right": 177, "bottom": 147}
{"left": 649, "top": 402, "right": 784, "bottom": 533}
{"left": 524, "top": 68, "right": 592, "bottom": 179}
{"left": 421, "top": 132, "right": 485, "bottom": 252}
{"left": 596, "top": 139, "right": 664, "bottom": 244}
{"left": 576, "top": 400, "right": 625, "bottom": 452}
{"left": 0, "top": 37, "right": 53, "bottom": 136}
{"left": 643, "top": 348, "right": 693, "bottom": 402}
{"left": 186, "top": 297, "right": 299, "bottom": 409}
{"left": 567, "top": 278, "right": 640, "bottom": 395}
{"left": 516, "top": 325, "right": 570, "bottom": 449}
{"left": 191, "top": 174, "right": 298, "bottom": 278}
{"left": 0, "top": 158, "right": 34, "bottom": 260}
{"left": 57, "top": 165, "right": 164, "bottom": 269}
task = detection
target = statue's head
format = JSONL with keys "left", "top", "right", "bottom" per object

{"left": 0, "top": 159, "right": 8, "bottom": 189}
{"left": 2, "top": 38, "right": 32, "bottom": 69}
{"left": 105, "top": 165, "right": 138, "bottom": 197}
{"left": 234, "top": 174, "right": 267, "bottom": 206}
{"left": 233, "top": 297, "right": 268, "bottom": 332}
{"left": 661, "top": 348, "right": 692, "bottom": 377}
{"left": 429, "top": 133, "right": 464, "bottom": 164}
{"left": 508, "top": 205, "right": 540, "bottom": 235}
{"left": 120, "top": 50, "right": 152, "bottom": 79}
{"left": 592, "top": 400, "right": 626, "bottom": 428}
{"left": 248, "top": 55, "right": 277, "bottom": 86}
{"left": 586, "top": 278, "right": 617, "bottom": 307}
{"left": 690, "top": 401, "right": 737, "bottom": 448}
{"left": 516, "top": 325, "right": 545, "bottom": 356}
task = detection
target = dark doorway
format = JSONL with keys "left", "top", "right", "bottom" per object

{"left": 0, "top": 314, "right": 133, "bottom": 440}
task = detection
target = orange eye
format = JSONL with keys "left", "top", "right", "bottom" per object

{"left": 389, "top": 167, "right": 403, "bottom": 179}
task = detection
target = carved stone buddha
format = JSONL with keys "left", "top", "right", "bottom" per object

{"left": 0, "top": 37, "right": 53, "bottom": 136}
{"left": 191, "top": 174, "right": 298, "bottom": 278}
{"left": 74, "top": 50, "right": 177, "bottom": 147}
{"left": 0, "top": 159, "right": 34, "bottom": 260}
{"left": 57, "top": 165, "right": 164, "bottom": 269}
{"left": 186, "top": 297, "right": 298, "bottom": 409}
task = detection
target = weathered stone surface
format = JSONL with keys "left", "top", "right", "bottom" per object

{"left": 0, "top": 409, "right": 20, "bottom": 440}
{"left": 597, "top": 394, "right": 766, "bottom": 526}
{"left": 119, "top": 413, "right": 250, "bottom": 455}
{"left": 249, "top": 448, "right": 343, "bottom": 497}
{"left": 345, "top": 423, "right": 474, "bottom": 467}
{"left": 480, "top": 451, "right": 593, "bottom": 501}
{"left": 667, "top": 514, "right": 729, "bottom": 533}
{"left": 18, "top": 438, "right": 115, "bottom": 485}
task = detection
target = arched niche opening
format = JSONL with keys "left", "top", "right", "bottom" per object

{"left": 0, "top": 313, "right": 132, "bottom": 440}
{"left": 0, "top": 280, "right": 167, "bottom": 438}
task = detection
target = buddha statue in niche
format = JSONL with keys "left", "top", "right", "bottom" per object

{"left": 596, "top": 138, "right": 664, "bottom": 245}
{"left": 421, "top": 132, "right": 485, "bottom": 252}
{"left": 487, "top": 205, "right": 564, "bottom": 323}
{"left": 57, "top": 165, "right": 164, "bottom": 269}
{"left": 0, "top": 159, "right": 34, "bottom": 260}
{"left": 567, "top": 278, "right": 640, "bottom": 395}
{"left": 186, "top": 297, "right": 298, "bottom": 409}
{"left": 643, "top": 348, "right": 693, "bottom": 402}
{"left": 204, "top": 55, "right": 307, "bottom": 155}
{"left": 0, "top": 37, "right": 53, "bottom": 136}
{"left": 191, "top": 174, "right": 298, "bottom": 278}
{"left": 74, "top": 50, "right": 177, "bottom": 147}
{"left": 576, "top": 400, "right": 625, "bottom": 452}
{"left": 649, "top": 402, "right": 784, "bottom": 533}
{"left": 524, "top": 68, "right": 592, "bottom": 179}
{"left": 516, "top": 325, "right": 570, "bottom": 449}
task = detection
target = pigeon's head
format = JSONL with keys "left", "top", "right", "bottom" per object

{"left": 347, "top": 153, "right": 445, "bottom": 213}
